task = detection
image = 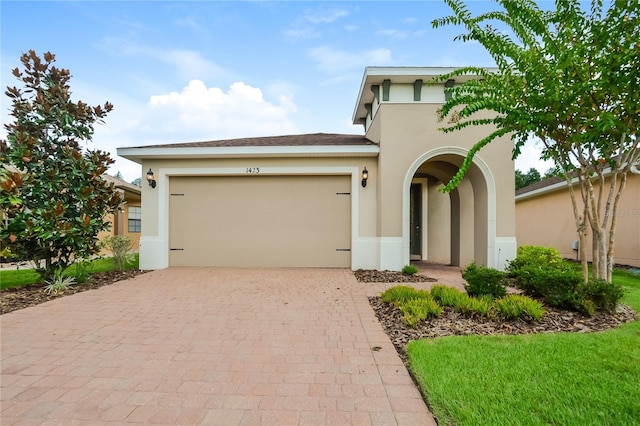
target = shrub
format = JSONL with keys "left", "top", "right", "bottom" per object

{"left": 73, "top": 259, "right": 92, "bottom": 283}
{"left": 507, "top": 245, "right": 565, "bottom": 277}
{"left": 101, "top": 235, "right": 135, "bottom": 271}
{"left": 516, "top": 265, "right": 582, "bottom": 309}
{"left": 44, "top": 271, "right": 76, "bottom": 295}
{"left": 495, "top": 295, "right": 545, "bottom": 321}
{"left": 458, "top": 295, "right": 494, "bottom": 318}
{"left": 400, "top": 298, "right": 443, "bottom": 327}
{"left": 380, "top": 286, "right": 431, "bottom": 305}
{"left": 577, "top": 279, "right": 625, "bottom": 313}
{"left": 430, "top": 285, "right": 467, "bottom": 307}
{"left": 462, "top": 261, "right": 507, "bottom": 298}
{"left": 402, "top": 264, "right": 419, "bottom": 275}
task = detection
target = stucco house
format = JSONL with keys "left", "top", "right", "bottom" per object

{"left": 118, "top": 67, "right": 517, "bottom": 271}
{"left": 99, "top": 174, "right": 142, "bottom": 250}
{"left": 516, "top": 164, "right": 640, "bottom": 268}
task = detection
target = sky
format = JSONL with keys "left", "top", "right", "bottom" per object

{"left": 1, "top": 0, "right": 555, "bottom": 182}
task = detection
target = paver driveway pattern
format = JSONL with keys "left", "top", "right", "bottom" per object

{"left": 1, "top": 268, "right": 437, "bottom": 425}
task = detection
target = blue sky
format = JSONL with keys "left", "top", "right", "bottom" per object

{"left": 1, "top": 0, "right": 554, "bottom": 182}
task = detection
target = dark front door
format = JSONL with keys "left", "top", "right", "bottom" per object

{"left": 410, "top": 183, "right": 422, "bottom": 260}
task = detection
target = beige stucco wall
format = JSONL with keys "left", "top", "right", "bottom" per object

{"left": 516, "top": 174, "right": 640, "bottom": 267}
{"left": 98, "top": 198, "right": 141, "bottom": 252}
{"left": 371, "top": 104, "right": 515, "bottom": 238}
{"left": 365, "top": 102, "right": 516, "bottom": 267}
{"left": 139, "top": 156, "right": 378, "bottom": 239}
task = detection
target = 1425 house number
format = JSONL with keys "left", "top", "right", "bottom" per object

{"left": 246, "top": 167, "right": 260, "bottom": 174}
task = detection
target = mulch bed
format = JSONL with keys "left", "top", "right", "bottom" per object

{"left": 370, "top": 297, "right": 638, "bottom": 358}
{"left": 356, "top": 269, "right": 638, "bottom": 358}
{"left": 353, "top": 269, "right": 437, "bottom": 283}
{"left": 1, "top": 269, "right": 148, "bottom": 315}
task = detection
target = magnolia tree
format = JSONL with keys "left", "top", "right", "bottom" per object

{"left": 0, "top": 51, "right": 121, "bottom": 280}
{"left": 432, "top": 0, "right": 639, "bottom": 282}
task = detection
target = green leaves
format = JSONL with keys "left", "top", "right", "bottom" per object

{"left": 0, "top": 51, "right": 120, "bottom": 281}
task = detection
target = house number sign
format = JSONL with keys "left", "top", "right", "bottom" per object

{"left": 246, "top": 167, "right": 260, "bottom": 174}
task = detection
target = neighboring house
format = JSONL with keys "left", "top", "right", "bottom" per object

{"left": 118, "top": 67, "right": 517, "bottom": 271}
{"left": 99, "top": 174, "right": 142, "bottom": 250}
{"left": 516, "top": 165, "right": 640, "bottom": 268}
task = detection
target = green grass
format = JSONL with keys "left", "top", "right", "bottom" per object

{"left": 407, "top": 269, "right": 640, "bottom": 425}
{"left": 0, "top": 254, "right": 139, "bottom": 290}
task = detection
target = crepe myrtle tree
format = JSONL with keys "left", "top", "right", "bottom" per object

{"left": 431, "top": 0, "right": 639, "bottom": 282}
{"left": 0, "top": 50, "right": 121, "bottom": 281}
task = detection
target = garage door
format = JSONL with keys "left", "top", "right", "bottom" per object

{"left": 169, "top": 175, "right": 351, "bottom": 267}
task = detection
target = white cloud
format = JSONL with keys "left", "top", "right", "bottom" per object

{"left": 375, "top": 29, "right": 426, "bottom": 39}
{"left": 514, "top": 141, "right": 555, "bottom": 173}
{"left": 283, "top": 7, "right": 350, "bottom": 40}
{"left": 145, "top": 80, "right": 297, "bottom": 137}
{"left": 302, "top": 8, "right": 349, "bottom": 24}
{"left": 98, "top": 37, "right": 227, "bottom": 81}
{"left": 88, "top": 80, "right": 300, "bottom": 181}
{"left": 309, "top": 46, "right": 392, "bottom": 73}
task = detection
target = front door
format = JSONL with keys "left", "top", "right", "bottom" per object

{"left": 410, "top": 183, "right": 422, "bottom": 260}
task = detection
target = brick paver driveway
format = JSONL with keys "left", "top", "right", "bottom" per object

{"left": 1, "top": 268, "right": 436, "bottom": 425}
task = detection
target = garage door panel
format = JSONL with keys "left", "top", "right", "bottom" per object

{"left": 169, "top": 175, "right": 351, "bottom": 267}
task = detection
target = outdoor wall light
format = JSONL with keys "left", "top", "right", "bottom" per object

{"left": 146, "top": 168, "right": 157, "bottom": 188}
{"left": 361, "top": 167, "right": 369, "bottom": 188}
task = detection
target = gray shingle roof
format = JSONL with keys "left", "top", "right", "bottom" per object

{"left": 130, "top": 133, "right": 375, "bottom": 149}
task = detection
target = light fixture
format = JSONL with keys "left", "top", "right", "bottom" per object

{"left": 146, "top": 168, "right": 156, "bottom": 188}
{"left": 361, "top": 167, "right": 369, "bottom": 188}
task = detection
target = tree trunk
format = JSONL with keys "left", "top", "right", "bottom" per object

{"left": 566, "top": 174, "right": 589, "bottom": 281}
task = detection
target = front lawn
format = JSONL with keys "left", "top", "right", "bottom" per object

{"left": 0, "top": 254, "right": 139, "bottom": 290}
{"left": 407, "top": 269, "right": 640, "bottom": 425}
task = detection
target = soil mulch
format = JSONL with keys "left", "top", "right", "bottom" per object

{"left": 1, "top": 269, "right": 148, "bottom": 315}
{"left": 354, "top": 269, "right": 437, "bottom": 283}
{"left": 357, "top": 269, "right": 638, "bottom": 358}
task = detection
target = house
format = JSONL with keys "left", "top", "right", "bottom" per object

{"left": 516, "top": 165, "right": 640, "bottom": 268}
{"left": 99, "top": 174, "right": 142, "bottom": 250}
{"left": 117, "top": 67, "right": 517, "bottom": 271}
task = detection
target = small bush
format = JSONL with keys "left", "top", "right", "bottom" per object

{"left": 577, "top": 279, "right": 625, "bottom": 313}
{"left": 73, "top": 259, "right": 92, "bottom": 283}
{"left": 458, "top": 295, "right": 494, "bottom": 318}
{"left": 495, "top": 295, "right": 545, "bottom": 321}
{"left": 430, "top": 285, "right": 467, "bottom": 307}
{"left": 380, "top": 286, "right": 431, "bottom": 305}
{"left": 44, "top": 271, "right": 76, "bottom": 295}
{"left": 462, "top": 261, "right": 507, "bottom": 298}
{"left": 507, "top": 245, "right": 565, "bottom": 277}
{"left": 402, "top": 264, "right": 419, "bottom": 275}
{"left": 400, "top": 298, "right": 443, "bottom": 327}
{"left": 517, "top": 266, "right": 582, "bottom": 309}
{"left": 101, "top": 235, "right": 135, "bottom": 271}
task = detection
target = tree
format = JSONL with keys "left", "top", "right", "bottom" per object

{"left": 131, "top": 177, "right": 142, "bottom": 188}
{"left": 432, "top": 0, "right": 639, "bottom": 282}
{"left": 515, "top": 167, "right": 542, "bottom": 190}
{"left": 114, "top": 171, "right": 123, "bottom": 180}
{"left": 0, "top": 50, "right": 121, "bottom": 280}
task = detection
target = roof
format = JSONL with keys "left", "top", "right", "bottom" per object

{"left": 125, "top": 133, "right": 375, "bottom": 149}
{"left": 102, "top": 174, "right": 141, "bottom": 195}
{"left": 515, "top": 176, "right": 564, "bottom": 197}
{"left": 117, "top": 133, "right": 380, "bottom": 163}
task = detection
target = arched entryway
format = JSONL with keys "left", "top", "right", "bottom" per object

{"left": 402, "top": 147, "right": 497, "bottom": 268}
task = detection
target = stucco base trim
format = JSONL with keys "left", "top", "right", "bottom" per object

{"left": 139, "top": 236, "right": 168, "bottom": 270}
{"left": 494, "top": 237, "right": 517, "bottom": 271}
{"left": 352, "top": 237, "right": 380, "bottom": 270}
{"left": 379, "top": 237, "right": 404, "bottom": 271}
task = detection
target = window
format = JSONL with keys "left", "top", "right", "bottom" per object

{"left": 128, "top": 206, "right": 141, "bottom": 233}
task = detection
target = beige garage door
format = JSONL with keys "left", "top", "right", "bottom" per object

{"left": 169, "top": 175, "right": 351, "bottom": 267}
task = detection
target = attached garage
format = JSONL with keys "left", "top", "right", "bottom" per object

{"left": 168, "top": 174, "right": 351, "bottom": 267}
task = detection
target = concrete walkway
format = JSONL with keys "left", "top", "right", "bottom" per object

{"left": 1, "top": 268, "right": 448, "bottom": 425}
